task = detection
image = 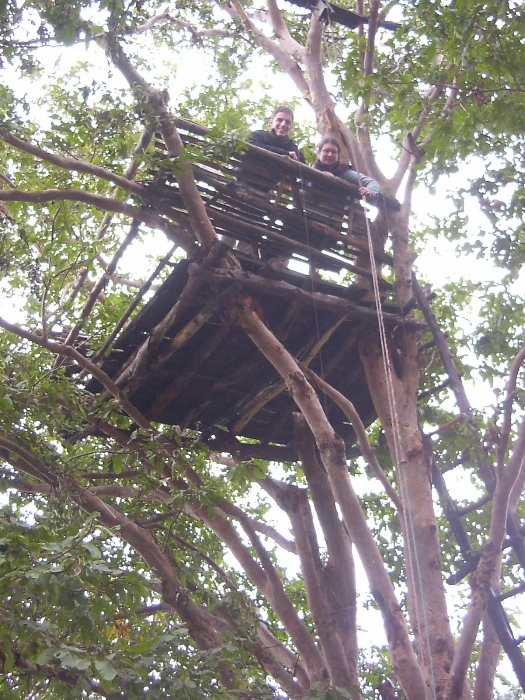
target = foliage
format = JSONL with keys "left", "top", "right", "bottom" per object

{"left": 0, "top": 1, "right": 525, "bottom": 699}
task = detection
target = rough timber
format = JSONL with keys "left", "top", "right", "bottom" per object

{"left": 87, "top": 117, "right": 405, "bottom": 451}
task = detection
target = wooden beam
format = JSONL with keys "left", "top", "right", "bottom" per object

{"left": 205, "top": 177, "right": 393, "bottom": 264}
{"left": 189, "top": 265, "right": 419, "bottom": 328}
{"left": 110, "top": 242, "right": 228, "bottom": 391}
{"left": 146, "top": 326, "right": 230, "bottom": 421}
{"left": 121, "top": 284, "right": 240, "bottom": 399}
{"left": 230, "top": 315, "right": 347, "bottom": 435}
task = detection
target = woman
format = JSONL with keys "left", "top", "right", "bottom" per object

{"left": 312, "top": 137, "right": 380, "bottom": 199}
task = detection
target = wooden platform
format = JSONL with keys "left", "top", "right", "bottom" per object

{"left": 84, "top": 120, "right": 407, "bottom": 450}
{"left": 146, "top": 117, "right": 398, "bottom": 279}
{"left": 87, "top": 253, "right": 412, "bottom": 449}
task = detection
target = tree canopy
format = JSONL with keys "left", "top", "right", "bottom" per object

{"left": 1, "top": 1, "right": 525, "bottom": 699}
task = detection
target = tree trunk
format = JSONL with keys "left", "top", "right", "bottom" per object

{"left": 359, "top": 325, "right": 460, "bottom": 699}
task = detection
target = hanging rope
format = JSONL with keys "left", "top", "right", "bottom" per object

{"left": 347, "top": 141, "right": 439, "bottom": 698}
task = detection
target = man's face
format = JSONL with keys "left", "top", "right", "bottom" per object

{"left": 318, "top": 144, "right": 339, "bottom": 166}
{"left": 269, "top": 112, "right": 293, "bottom": 139}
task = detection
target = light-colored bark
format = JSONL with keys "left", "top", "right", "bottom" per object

{"left": 108, "top": 40, "right": 217, "bottom": 252}
{"left": 359, "top": 326, "right": 458, "bottom": 699}
{"left": 445, "top": 415, "right": 525, "bottom": 699}
{"left": 292, "top": 414, "right": 360, "bottom": 692}
{"left": 189, "top": 499, "right": 329, "bottom": 685}
{"left": 259, "top": 473, "right": 358, "bottom": 694}
{"left": 473, "top": 611, "right": 502, "bottom": 699}
{"left": 228, "top": 295, "right": 428, "bottom": 700}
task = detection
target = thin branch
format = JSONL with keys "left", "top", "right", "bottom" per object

{"left": 88, "top": 242, "right": 177, "bottom": 368}
{"left": 497, "top": 345, "right": 525, "bottom": 469}
{"left": 0, "top": 317, "right": 155, "bottom": 432}
{"left": 134, "top": 13, "right": 233, "bottom": 40}
{"left": 245, "top": 515, "right": 296, "bottom": 554}
{"left": 354, "top": 0, "right": 379, "bottom": 152}
{"left": 114, "top": 603, "right": 173, "bottom": 619}
{"left": 0, "top": 643, "right": 110, "bottom": 697}
{"left": 388, "top": 64, "right": 458, "bottom": 192}
{"left": 0, "top": 126, "right": 149, "bottom": 200}
{"left": 65, "top": 126, "right": 154, "bottom": 308}
{"left": 167, "top": 531, "right": 237, "bottom": 590}
{"left": 0, "top": 187, "right": 195, "bottom": 251}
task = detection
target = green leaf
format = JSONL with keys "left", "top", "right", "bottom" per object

{"left": 95, "top": 659, "right": 118, "bottom": 681}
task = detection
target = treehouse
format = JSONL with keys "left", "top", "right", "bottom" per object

{"left": 87, "top": 118, "right": 406, "bottom": 454}
{"left": 82, "top": 118, "right": 525, "bottom": 684}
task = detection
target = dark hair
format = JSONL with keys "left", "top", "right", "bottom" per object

{"left": 317, "top": 137, "right": 340, "bottom": 154}
{"left": 270, "top": 105, "right": 294, "bottom": 121}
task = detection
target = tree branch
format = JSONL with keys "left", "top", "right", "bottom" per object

{"left": 303, "top": 366, "right": 403, "bottom": 511}
{"left": 267, "top": 0, "right": 305, "bottom": 59}
{"left": 106, "top": 40, "right": 218, "bottom": 251}
{"left": 0, "top": 434, "right": 238, "bottom": 686}
{"left": 497, "top": 344, "right": 525, "bottom": 469}
{"left": 0, "top": 187, "right": 195, "bottom": 251}
{"left": 134, "top": 12, "right": 233, "bottom": 40}
{"left": 0, "top": 317, "right": 155, "bottom": 432}
{"left": 229, "top": 296, "right": 427, "bottom": 698}
{"left": 64, "top": 126, "right": 155, "bottom": 310}
{"left": 445, "top": 415, "right": 525, "bottom": 698}
{"left": 0, "top": 643, "right": 110, "bottom": 697}
{"left": 226, "top": 0, "right": 310, "bottom": 100}
{"left": 189, "top": 499, "right": 328, "bottom": 683}
{"left": 292, "top": 414, "right": 359, "bottom": 680}
{"left": 259, "top": 472, "right": 357, "bottom": 691}
{"left": 0, "top": 126, "right": 151, "bottom": 198}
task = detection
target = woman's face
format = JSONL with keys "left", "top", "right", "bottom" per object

{"left": 318, "top": 143, "right": 339, "bottom": 166}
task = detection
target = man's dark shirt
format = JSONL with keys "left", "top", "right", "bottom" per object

{"left": 249, "top": 130, "right": 305, "bottom": 163}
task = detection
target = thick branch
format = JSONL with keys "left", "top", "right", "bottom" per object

{"left": 292, "top": 415, "right": 360, "bottom": 691}
{"left": 258, "top": 476, "right": 355, "bottom": 690}
{"left": 107, "top": 40, "right": 217, "bottom": 250}
{"left": 0, "top": 187, "right": 194, "bottom": 251}
{"left": 445, "top": 416, "right": 525, "bottom": 698}
{"left": 226, "top": 0, "right": 310, "bottom": 99}
{"left": 189, "top": 500, "right": 328, "bottom": 683}
{"left": 303, "top": 367, "right": 402, "bottom": 510}
{"left": 267, "top": 0, "right": 305, "bottom": 59}
{"left": 230, "top": 298, "right": 427, "bottom": 699}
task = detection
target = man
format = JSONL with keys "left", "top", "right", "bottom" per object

{"left": 222, "top": 106, "right": 305, "bottom": 257}
{"left": 248, "top": 106, "right": 305, "bottom": 163}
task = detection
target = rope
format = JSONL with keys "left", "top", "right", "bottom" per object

{"left": 353, "top": 151, "right": 439, "bottom": 698}
{"left": 299, "top": 142, "right": 438, "bottom": 695}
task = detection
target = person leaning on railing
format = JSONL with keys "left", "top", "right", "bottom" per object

{"left": 221, "top": 105, "right": 306, "bottom": 257}
{"left": 248, "top": 105, "right": 306, "bottom": 163}
{"left": 312, "top": 137, "right": 379, "bottom": 200}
